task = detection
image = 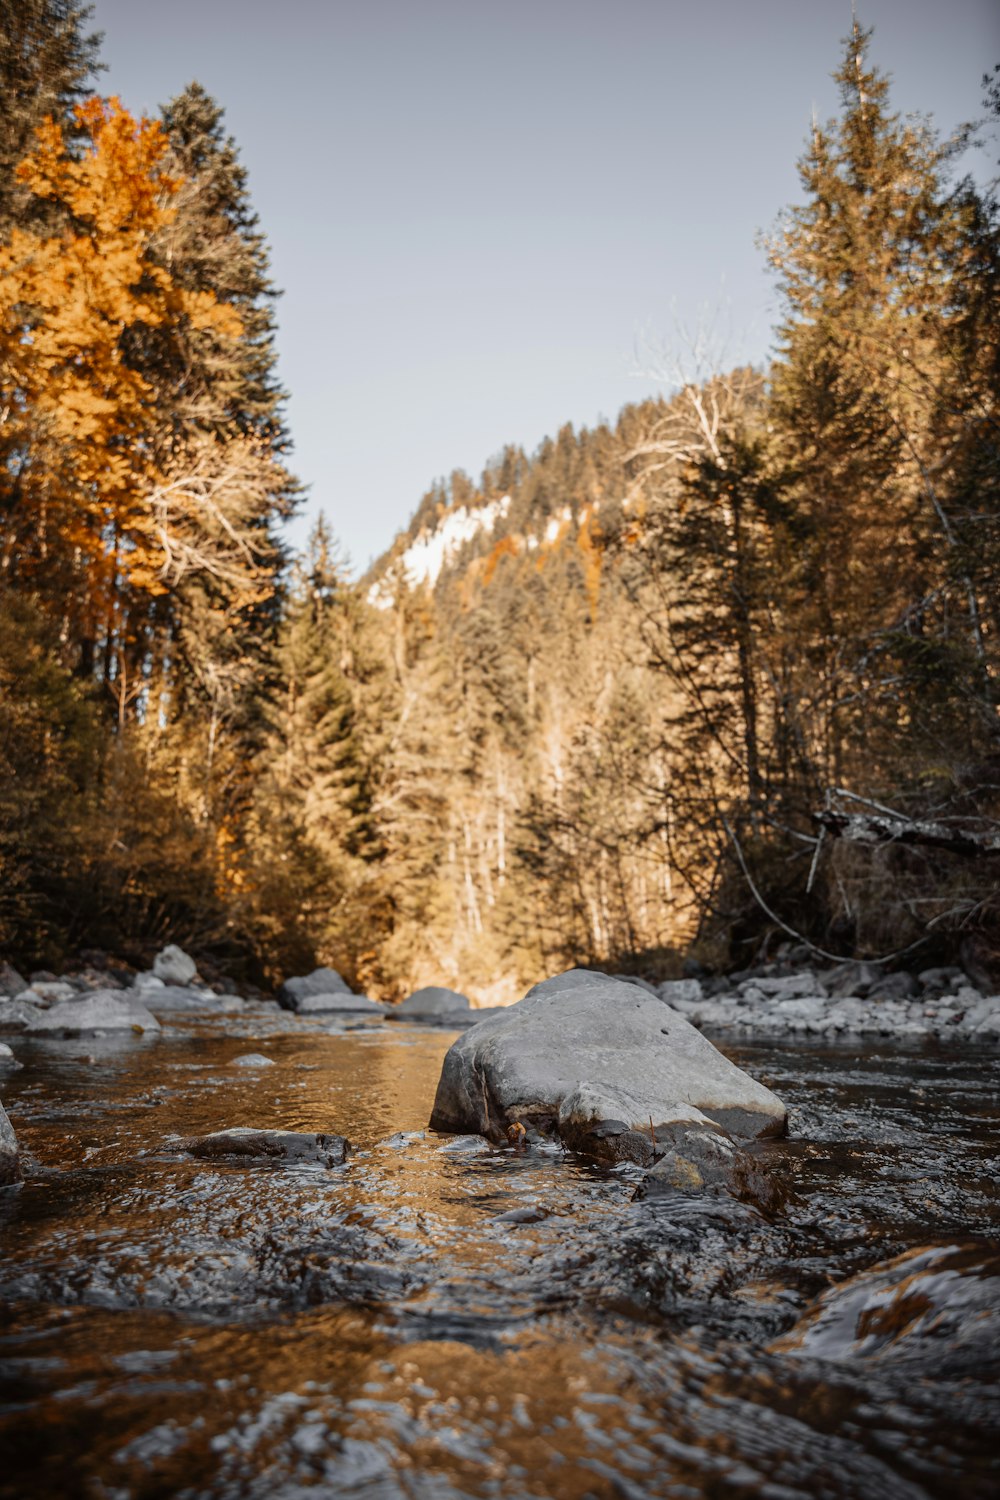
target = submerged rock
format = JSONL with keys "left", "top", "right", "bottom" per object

{"left": 637, "top": 1122, "right": 789, "bottom": 1215}
{"left": 178, "top": 1127, "right": 348, "bottom": 1168}
{"left": 278, "top": 967, "right": 355, "bottom": 1011}
{"left": 24, "top": 991, "right": 160, "bottom": 1035}
{"left": 396, "top": 985, "right": 471, "bottom": 1017}
{"left": 772, "top": 1242, "right": 1000, "bottom": 1371}
{"left": 153, "top": 945, "right": 198, "bottom": 987}
{"left": 429, "top": 969, "right": 787, "bottom": 1155}
{"left": 231, "top": 1053, "right": 276, "bottom": 1068}
{"left": 0, "top": 1097, "right": 20, "bottom": 1185}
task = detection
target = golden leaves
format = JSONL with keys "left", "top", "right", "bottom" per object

{"left": 0, "top": 96, "right": 243, "bottom": 610}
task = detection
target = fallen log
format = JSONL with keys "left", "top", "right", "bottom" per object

{"left": 813, "top": 809, "right": 1000, "bottom": 859}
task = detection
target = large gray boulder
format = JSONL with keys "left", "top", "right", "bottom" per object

{"left": 152, "top": 945, "right": 198, "bottom": 986}
{"left": 396, "top": 986, "right": 471, "bottom": 1018}
{"left": 277, "top": 966, "right": 354, "bottom": 1011}
{"left": 1, "top": 1097, "right": 21, "bottom": 1185}
{"left": 429, "top": 969, "right": 787, "bottom": 1160}
{"left": 25, "top": 991, "right": 160, "bottom": 1035}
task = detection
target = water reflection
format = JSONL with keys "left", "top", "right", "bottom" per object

{"left": 0, "top": 1020, "right": 997, "bottom": 1497}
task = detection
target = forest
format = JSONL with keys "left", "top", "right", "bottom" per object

{"left": 2, "top": 1, "right": 998, "bottom": 1000}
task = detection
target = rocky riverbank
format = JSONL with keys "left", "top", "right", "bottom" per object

{"left": 649, "top": 958, "right": 1000, "bottom": 1042}
{"left": 3, "top": 945, "right": 999, "bottom": 1045}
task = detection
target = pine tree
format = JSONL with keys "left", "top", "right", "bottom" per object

{"left": 765, "top": 21, "right": 989, "bottom": 782}
{"left": 0, "top": 0, "right": 102, "bottom": 234}
{"left": 248, "top": 521, "right": 387, "bottom": 980}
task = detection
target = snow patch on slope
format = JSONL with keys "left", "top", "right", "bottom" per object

{"left": 369, "top": 495, "right": 511, "bottom": 606}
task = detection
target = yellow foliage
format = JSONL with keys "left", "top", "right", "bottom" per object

{"left": 0, "top": 97, "right": 241, "bottom": 617}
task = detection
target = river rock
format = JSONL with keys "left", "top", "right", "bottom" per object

{"left": 143, "top": 987, "right": 244, "bottom": 1014}
{"left": 297, "top": 991, "right": 385, "bottom": 1015}
{"left": 0, "top": 997, "right": 45, "bottom": 1032}
{"left": 429, "top": 969, "right": 787, "bottom": 1157}
{"left": 741, "top": 972, "right": 821, "bottom": 1000}
{"left": 0, "top": 1042, "right": 18, "bottom": 1065}
{"left": 152, "top": 945, "right": 198, "bottom": 986}
{"left": 0, "top": 1098, "right": 21, "bottom": 1185}
{"left": 657, "top": 978, "right": 703, "bottom": 1007}
{"left": 22, "top": 981, "right": 77, "bottom": 1007}
{"left": 133, "top": 972, "right": 165, "bottom": 993}
{"left": 396, "top": 986, "right": 471, "bottom": 1017}
{"left": 771, "top": 1242, "right": 1000, "bottom": 1369}
{"left": 637, "top": 1122, "right": 788, "bottom": 1214}
{"left": 178, "top": 1128, "right": 348, "bottom": 1168}
{"left": 278, "top": 966, "right": 354, "bottom": 1011}
{"left": 25, "top": 991, "right": 160, "bottom": 1035}
{"left": 0, "top": 963, "right": 28, "bottom": 999}
{"left": 231, "top": 1053, "right": 275, "bottom": 1068}
{"left": 820, "top": 960, "right": 882, "bottom": 998}
{"left": 868, "top": 971, "right": 920, "bottom": 1002}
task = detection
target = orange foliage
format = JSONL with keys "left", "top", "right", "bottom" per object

{"left": 0, "top": 97, "right": 239, "bottom": 619}
{"left": 482, "top": 533, "right": 520, "bottom": 586}
{"left": 576, "top": 507, "right": 603, "bottom": 621}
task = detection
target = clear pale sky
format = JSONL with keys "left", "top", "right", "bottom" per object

{"left": 88, "top": 0, "right": 999, "bottom": 573}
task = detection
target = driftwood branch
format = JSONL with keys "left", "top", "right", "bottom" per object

{"left": 813, "top": 810, "right": 1000, "bottom": 859}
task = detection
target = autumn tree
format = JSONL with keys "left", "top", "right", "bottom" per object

{"left": 0, "top": 97, "right": 239, "bottom": 681}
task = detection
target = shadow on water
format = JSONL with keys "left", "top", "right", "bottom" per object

{"left": 0, "top": 1016, "right": 998, "bottom": 1497}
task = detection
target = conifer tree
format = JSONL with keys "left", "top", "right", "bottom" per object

{"left": 248, "top": 520, "right": 387, "bottom": 979}
{"left": 0, "top": 0, "right": 102, "bottom": 234}
{"left": 765, "top": 21, "right": 991, "bottom": 781}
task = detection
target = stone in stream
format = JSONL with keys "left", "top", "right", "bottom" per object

{"left": 21, "top": 980, "right": 77, "bottom": 1006}
{"left": 142, "top": 986, "right": 244, "bottom": 1014}
{"left": 636, "top": 1121, "right": 789, "bottom": 1216}
{"left": 296, "top": 991, "right": 386, "bottom": 1016}
{"left": 657, "top": 978, "right": 704, "bottom": 1007}
{"left": 0, "top": 963, "right": 28, "bottom": 999}
{"left": 24, "top": 991, "right": 161, "bottom": 1035}
{"left": 395, "top": 986, "right": 471, "bottom": 1018}
{"left": 429, "top": 969, "right": 787, "bottom": 1170}
{"left": 0, "top": 997, "right": 46, "bottom": 1033}
{"left": 0, "top": 1042, "right": 21, "bottom": 1070}
{"left": 278, "top": 966, "right": 358, "bottom": 1011}
{"left": 152, "top": 944, "right": 198, "bottom": 986}
{"left": 178, "top": 1127, "right": 348, "bottom": 1168}
{"left": 771, "top": 1242, "right": 1000, "bottom": 1369}
{"left": 231, "top": 1053, "right": 275, "bottom": 1068}
{"left": 0, "top": 1097, "right": 21, "bottom": 1185}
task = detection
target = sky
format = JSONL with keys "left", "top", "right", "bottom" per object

{"left": 89, "top": 0, "right": 1000, "bottom": 573}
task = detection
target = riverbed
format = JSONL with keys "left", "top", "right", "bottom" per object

{"left": 0, "top": 1009, "right": 997, "bottom": 1499}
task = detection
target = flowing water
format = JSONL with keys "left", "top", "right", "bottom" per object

{"left": 0, "top": 1008, "right": 997, "bottom": 1499}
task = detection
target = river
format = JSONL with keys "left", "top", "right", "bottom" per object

{"left": 0, "top": 1008, "right": 997, "bottom": 1498}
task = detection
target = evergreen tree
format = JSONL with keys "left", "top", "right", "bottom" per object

{"left": 248, "top": 520, "right": 387, "bottom": 980}
{"left": 765, "top": 22, "right": 992, "bottom": 781}
{"left": 0, "top": 0, "right": 102, "bottom": 234}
